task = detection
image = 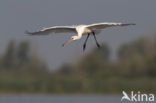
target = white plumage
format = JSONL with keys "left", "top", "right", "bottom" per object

{"left": 26, "top": 22, "right": 135, "bottom": 51}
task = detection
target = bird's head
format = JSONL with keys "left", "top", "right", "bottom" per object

{"left": 71, "top": 36, "right": 78, "bottom": 40}
{"left": 62, "top": 36, "right": 77, "bottom": 46}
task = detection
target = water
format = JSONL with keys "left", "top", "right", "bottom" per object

{"left": 0, "top": 94, "right": 126, "bottom": 103}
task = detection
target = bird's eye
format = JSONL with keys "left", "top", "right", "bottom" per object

{"left": 72, "top": 38, "right": 74, "bottom": 39}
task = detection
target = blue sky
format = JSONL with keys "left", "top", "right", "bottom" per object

{"left": 0, "top": 0, "right": 156, "bottom": 69}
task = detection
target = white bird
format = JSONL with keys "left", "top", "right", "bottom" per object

{"left": 25, "top": 22, "right": 135, "bottom": 51}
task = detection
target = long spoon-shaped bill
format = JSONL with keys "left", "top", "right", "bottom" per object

{"left": 62, "top": 38, "right": 73, "bottom": 47}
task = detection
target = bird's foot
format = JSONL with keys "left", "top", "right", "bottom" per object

{"left": 97, "top": 43, "right": 101, "bottom": 49}
{"left": 83, "top": 44, "right": 86, "bottom": 51}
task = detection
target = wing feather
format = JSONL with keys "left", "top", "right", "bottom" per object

{"left": 25, "top": 26, "right": 76, "bottom": 35}
{"left": 87, "top": 22, "right": 136, "bottom": 30}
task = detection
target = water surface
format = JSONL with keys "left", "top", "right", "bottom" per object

{"left": 0, "top": 94, "right": 134, "bottom": 103}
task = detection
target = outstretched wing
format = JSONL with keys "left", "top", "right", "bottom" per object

{"left": 25, "top": 26, "right": 76, "bottom": 35}
{"left": 87, "top": 22, "right": 136, "bottom": 30}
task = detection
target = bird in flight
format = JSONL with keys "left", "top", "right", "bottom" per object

{"left": 25, "top": 22, "right": 135, "bottom": 51}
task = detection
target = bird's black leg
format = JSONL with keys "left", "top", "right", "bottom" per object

{"left": 92, "top": 32, "right": 101, "bottom": 48}
{"left": 83, "top": 34, "right": 90, "bottom": 51}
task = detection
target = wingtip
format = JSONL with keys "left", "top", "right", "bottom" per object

{"left": 25, "top": 30, "right": 30, "bottom": 34}
{"left": 25, "top": 30, "right": 34, "bottom": 35}
{"left": 122, "top": 23, "right": 136, "bottom": 26}
{"left": 62, "top": 44, "right": 65, "bottom": 47}
{"left": 131, "top": 23, "right": 136, "bottom": 25}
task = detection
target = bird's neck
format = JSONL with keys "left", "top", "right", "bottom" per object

{"left": 76, "top": 35, "right": 82, "bottom": 40}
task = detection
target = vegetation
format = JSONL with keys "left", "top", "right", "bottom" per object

{"left": 0, "top": 34, "right": 156, "bottom": 94}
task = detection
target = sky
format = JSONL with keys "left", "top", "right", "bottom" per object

{"left": 0, "top": 0, "right": 156, "bottom": 70}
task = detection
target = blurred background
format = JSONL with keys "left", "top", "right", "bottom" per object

{"left": 0, "top": 0, "right": 156, "bottom": 103}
